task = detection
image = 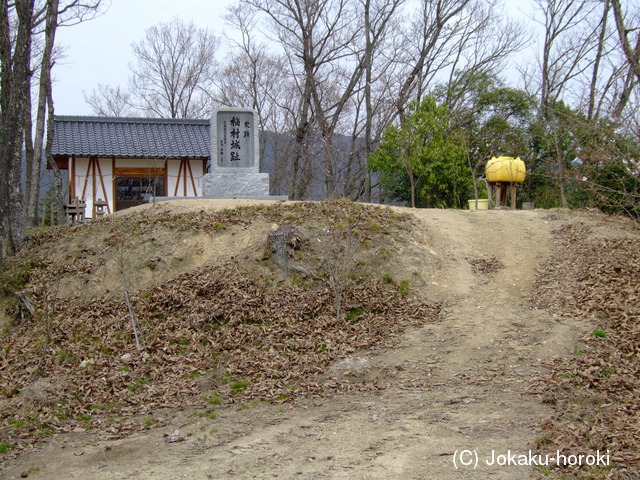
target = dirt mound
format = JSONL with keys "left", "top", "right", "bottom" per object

{"left": 0, "top": 200, "right": 437, "bottom": 454}
{"left": 0, "top": 202, "right": 638, "bottom": 480}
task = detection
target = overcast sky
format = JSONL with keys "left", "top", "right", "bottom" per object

{"left": 53, "top": 0, "right": 233, "bottom": 115}
{"left": 52, "top": 0, "right": 535, "bottom": 117}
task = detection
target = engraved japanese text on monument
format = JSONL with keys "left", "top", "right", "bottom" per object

{"left": 216, "top": 111, "right": 254, "bottom": 168}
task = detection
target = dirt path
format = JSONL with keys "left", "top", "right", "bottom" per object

{"left": 2, "top": 208, "right": 590, "bottom": 480}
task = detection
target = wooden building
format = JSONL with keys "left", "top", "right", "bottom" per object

{"left": 52, "top": 116, "right": 210, "bottom": 218}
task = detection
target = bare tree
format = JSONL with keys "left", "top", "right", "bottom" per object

{"left": 45, "top": 68, "right": 65, "bottom": 226}
{"left": 242, "top": 0, "right": 408, "bottom": 200}
{"left": 128, "top": 18, "right": 219, "bottom": 119}
{"left": 611, "top": 43, "right": 640, "bottom": 119}
{"left": 22, "top": 0, "right": 103, "bottom": 227}
{"left": 2, "top": 0, "right": 104, "bottom": 245}
{"left": 611, "top": 0, "right": 640, "bottom": 81}
{"left": 85, "top": 83, "right": 133, "bottom": 116}
{"left": 244, "top": 0, "right": 367, "bottom": 198}
{"left": 393, "top": 0, "right": 471, "bottom": 119}
{"left": 534, "top": 0, "right": 601, "bottom": 117}
{"left": 610, "top": 0, "right": 640, "bottom": 120}
{"left": 586, "top": 0, "right": 612, "bottom": 121}
{"left": 526, "top": 0, "right": 602, "bottom": 207}
{"left": 217, "top": 7, "right": 291, "bottom": 132}
{"left": 218, "top": 5, "right": 273, "bottom": 129}
{"left": 359, "top": 0, "right": 404, "bottom": 201}
{"left": 25, "top": 0, "right": 58, "bottom": 228}
{"left": 216, "top": 4, "right": 307, "bottom": 196}
{"left": 441, "top": 1, "right": 529, "bottom": 111}
{"left": 316, "top": 226, "right": 358, "bottom": 321}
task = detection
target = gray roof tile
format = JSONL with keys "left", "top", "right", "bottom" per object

{"left": 52, "top": 116, "right": 211, "bottom": 159}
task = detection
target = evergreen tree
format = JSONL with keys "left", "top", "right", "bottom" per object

{"left": 369, "top": 97, "right": 470, "bottom": 208}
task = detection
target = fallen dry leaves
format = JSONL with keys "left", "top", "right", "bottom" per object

{"left": 0, "top": 200, "right": 438, "bottom": 460}
{"left": 530, "top": 220, "right": 640, "bottom": 479}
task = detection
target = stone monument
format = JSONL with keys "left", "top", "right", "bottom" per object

{"left": 202, "top": 108, "right": 286, "bottom": 199}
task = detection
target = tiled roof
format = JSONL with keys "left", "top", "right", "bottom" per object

{"left": 52, "top": 116, "right": 210, "bottom": 159}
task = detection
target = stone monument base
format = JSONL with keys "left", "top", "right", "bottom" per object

{"left": 201, "top": 171, "right": 271, "bottom": 197}
{"left": 152, "top": 195, "right": 288, "bottom": 202}
{"left": 198, "top": 171, "right": 288, "bottom": 200}
{"left": 152, "top": 170, "right": 288, "bottom": 203}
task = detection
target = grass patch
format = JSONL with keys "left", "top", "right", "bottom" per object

{"left": 291, "top": 276, "right": 308, "bottom": 288}
{"left": 0, "top": 258, "right": 35, "bottom": 295}
{"left": 55, "top": 349, "right": 76, "bottom": 366}
{"left": 347, "top": 307, "right": 365, "bottom": 323}
{"left": 126, "top": 379, "right": 149, "bottom": 392}
{"left": 204, "top": 391, "right": 222, "bottom": 405}
{"left": 535, "top": 436, "right": 551, "bottom": 447}
{"left": 230, "top": 381, "right": 249, "bottom": 395}
{"left": 196, "top": 408, "right": 217, "bottom": 420}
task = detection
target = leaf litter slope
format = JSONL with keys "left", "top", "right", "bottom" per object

{"left": 0, "top": 200, "right": 439, "bottom": 454}
{"left": 529, "top": 216, "right": 640, "bottom": 479}
{"left": 1, "top": 202, "right": 639, "bottom": 480}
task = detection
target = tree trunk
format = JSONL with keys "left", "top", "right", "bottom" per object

{"left": 395, "top": 0, "right": 469, "bottom": 119}
{"left": 587, "top": 0, "right": 609, "bottom": 121}
{"left": 611, "top": 0, "right": 640, "bottom": 82}
{"left": 363, "top": 0, "right": 373, "bottom": 203}
{"left": 0, "top": 0, "right": 34, "bottom": 259}
{"left": 24, "top": 90, "right": 37, "bottom": 226}
{"left": 552, "top": 121, "right": 568, "bottom": 208}
{"left": 612, "top": 56, "right": 639, "bottom": 119}
{"left": 25, "top": 0, "right": 59, "bottom": 227}
{"left": 408, "top": 167, "right": 416, "bottom": 208}
{"left": 46, "top": 60, "right": 65, "bottom": 225}
{"left": 290, "top": 113, "right": 311, "bottom": 200}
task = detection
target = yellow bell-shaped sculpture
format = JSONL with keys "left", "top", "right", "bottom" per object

{"left": 485, "top": 156, "right": 526, "bottom": 183}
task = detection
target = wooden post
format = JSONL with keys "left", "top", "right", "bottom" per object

{"left": 510, "top": 182, "right": 517, "bottom": 209}
{"left": 495, "top": 183, "right": 502, "bottom": 208}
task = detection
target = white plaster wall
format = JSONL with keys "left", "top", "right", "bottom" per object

{"left": 71, "top": 158, "right": 206, "bottom": 218}
{"left": 167, "top": 159, "right": 179, "bottom": 197}
{"left": 71, "top": 157, "right": 114, "bottom": 218}
{"left": 190, "top": 160, "right": 205, "bottom": 196}
{"left": 167, "top": 159, "right": 205, "bottom": 197}
{"left": 71, "top": 157, "right": 91, "bottom": 215}
{"left": 98, "top": 159, "right": 114, "bottom": 215}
